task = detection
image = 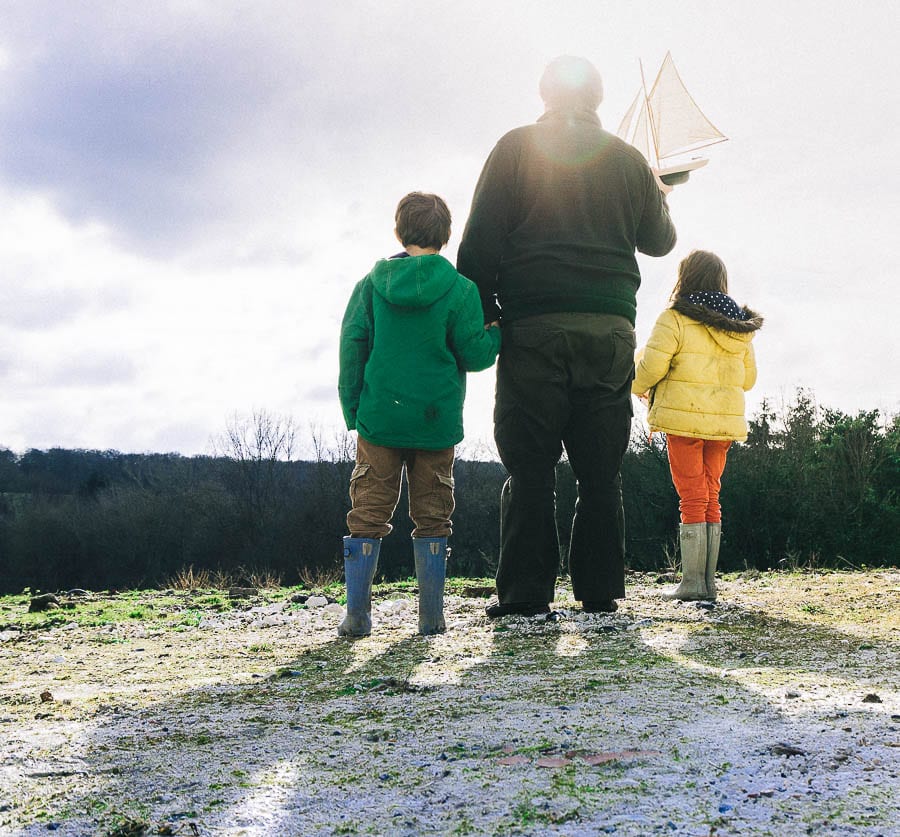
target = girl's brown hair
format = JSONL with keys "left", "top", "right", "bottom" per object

{"left": 670, "top": 250, "right": 728, "bottom": 300}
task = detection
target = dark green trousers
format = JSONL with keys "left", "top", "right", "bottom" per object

{"left": 493, "top": 312, "right": 634, "bottom": 605}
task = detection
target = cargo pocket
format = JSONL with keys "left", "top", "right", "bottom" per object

{"left": 348, "top": 462, "right": 370, "bottom": 506}
{"left": 435, "top": 471, "right": 456, "bottom": 519}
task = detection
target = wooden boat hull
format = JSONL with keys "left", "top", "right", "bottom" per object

{"left": 658, "top": 158, "right": 709, "bottom": 185}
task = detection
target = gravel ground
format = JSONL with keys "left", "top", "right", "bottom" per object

{"left": 0, "top": 570, "right": 898, "bottom": 836}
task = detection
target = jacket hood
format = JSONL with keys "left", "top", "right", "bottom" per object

{"left": 368, "top": 254, "right": 458, "bottom": 308}
{"left": 672, "top": 298, "right": 763, "bottom": 353}
{"left": 672, "top": 298, "right": 763, "bottom": 333}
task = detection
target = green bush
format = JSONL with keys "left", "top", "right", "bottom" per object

{"left": 0, "top": 391, "right": 896, "bottom": 593}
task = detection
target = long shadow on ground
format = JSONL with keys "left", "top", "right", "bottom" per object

{"left": 5, "top": 581, "right": 900, "bottom": 836}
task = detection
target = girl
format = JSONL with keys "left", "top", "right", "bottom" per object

{"left": 633, "top": 250, "right": 763, "bottom": 601}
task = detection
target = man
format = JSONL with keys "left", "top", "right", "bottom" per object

{"left": 457, "top": 55, "right": 676, "bottom": 617}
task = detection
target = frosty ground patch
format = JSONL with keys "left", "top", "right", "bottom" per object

{"left": 1, "top": 571, "right": 897, "bottom": 835}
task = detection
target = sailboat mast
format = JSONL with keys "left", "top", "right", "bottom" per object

{"left": 639, "top": 58, "right": 661, "bottom": 169}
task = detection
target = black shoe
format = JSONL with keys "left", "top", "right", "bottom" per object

{"left": 582, "top": 600, "right": 618, "bottom": 613}
{"left": 485, "top": 601, "right": 551, "bottom": 619}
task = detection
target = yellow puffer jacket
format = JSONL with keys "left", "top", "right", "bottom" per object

{"left": 632, "top": 298, "right": 762, "bottom": 441}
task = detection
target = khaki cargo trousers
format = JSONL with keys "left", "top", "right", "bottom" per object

{"left": 346, "top": 436, "right": 455, "bottom": 539}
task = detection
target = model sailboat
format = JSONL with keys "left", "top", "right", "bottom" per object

{"left": 617, "top": 52, "right": 727, "bottom": 185}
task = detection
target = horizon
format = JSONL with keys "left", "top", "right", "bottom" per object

{"left": 1, "top": 384, "right": 890, "bottom": 461}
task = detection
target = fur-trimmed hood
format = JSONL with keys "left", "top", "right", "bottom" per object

{"left": 671, "top": 298, "right": 764, "bottom": 335}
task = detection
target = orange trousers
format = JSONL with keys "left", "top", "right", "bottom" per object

{"left": 666, "top": 435, "right": 732, "bottom": 524}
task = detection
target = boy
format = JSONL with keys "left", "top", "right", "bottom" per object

{"left": 338, "top": 192, "right": 501, "bottom": 636}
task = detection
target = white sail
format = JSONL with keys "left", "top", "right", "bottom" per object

{"left": 617, "top": 52, "right": 727, "bottom": 167}
{"left": 616, "top": 91, "right": 653, "bottom": 163}
{"left": 648, "top": 53, "right": 726, "bottom": 160}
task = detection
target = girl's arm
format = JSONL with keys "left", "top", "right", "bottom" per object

{"left": 632, "top": 309, "right": 680, "bottom": 395}
{"left": 743, "top": 343, "right": 758, "bottom": 391}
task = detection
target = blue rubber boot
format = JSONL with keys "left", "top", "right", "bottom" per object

{"left": 338, "top": 537, "right": 380, "bottom": 637}
{"left": 413, "top": 537, "right": 447, "bottom": 635}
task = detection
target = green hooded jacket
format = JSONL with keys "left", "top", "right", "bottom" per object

{"left": 339, "top": 253, "right": 501, "bottom": 450}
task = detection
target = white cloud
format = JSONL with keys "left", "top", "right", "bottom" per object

{"left": 0, "top": 0, "right": 896, "bottom": 455}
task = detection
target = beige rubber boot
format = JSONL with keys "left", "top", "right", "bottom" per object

{"left": 706, "top": 523, "right": 721, "bottom": 601}
{"left": 662, "top": 523, "right": 708, "bottom": 601}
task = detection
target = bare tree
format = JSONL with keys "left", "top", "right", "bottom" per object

{"left": 211, "top": 409, "right": 298, "bottom": 537}
{"left": 308, "top": 423, "right": 355, "bottom": 466}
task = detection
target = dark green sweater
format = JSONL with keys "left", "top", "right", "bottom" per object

{"left": 457, "top": 109, "right": 677, "bottom": 325}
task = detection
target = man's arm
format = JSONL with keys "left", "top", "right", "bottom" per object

{"left": 635, "top": 167, "right": 677, "bottom": 257}
{"left": 457, "top": 139, "right": 518, "bottom": 323}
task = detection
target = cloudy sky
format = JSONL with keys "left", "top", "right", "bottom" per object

{"left": 0, "top": 0, "right": 897, "bottom": 458}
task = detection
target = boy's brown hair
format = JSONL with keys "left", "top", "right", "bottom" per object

{"left": 671, "top": 250, "right": 729, "bottom": 299}
{"left": 395, "top": 192, "right": 452, "bottom": 250}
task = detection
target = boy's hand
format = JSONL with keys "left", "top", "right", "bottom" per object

{"left": 485, "top": 321, "right": 500, "bottom": 329}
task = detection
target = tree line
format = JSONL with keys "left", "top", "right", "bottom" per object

{"left": 0, "top": 391, "right": 897, "bottom": 595}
